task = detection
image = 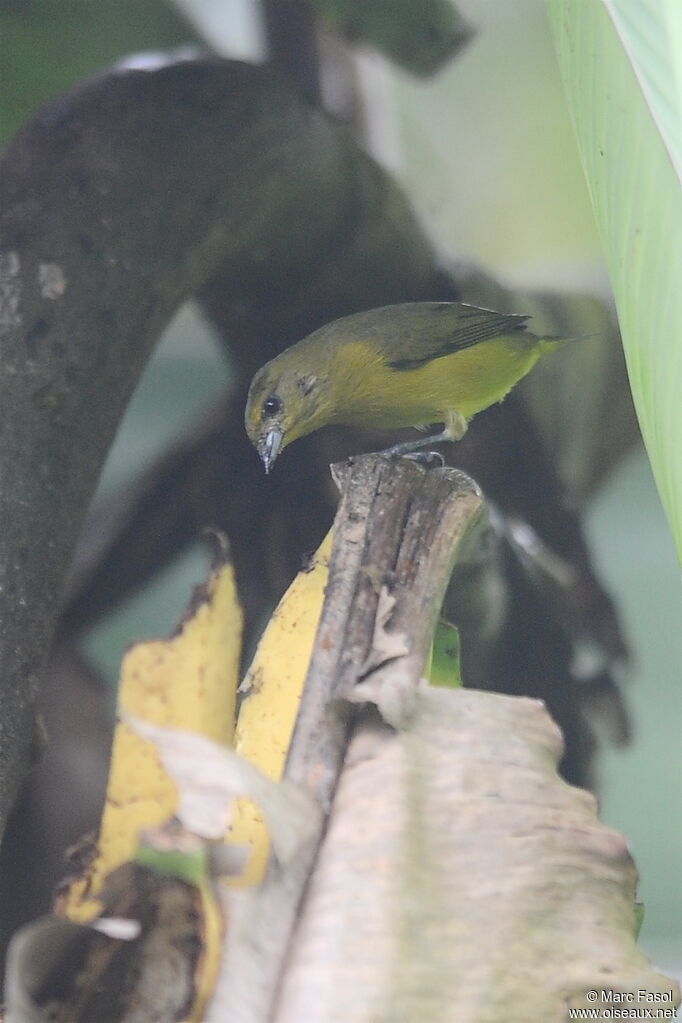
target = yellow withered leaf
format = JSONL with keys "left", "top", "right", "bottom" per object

{"left": 228, "top": 529, "right": 333, "bottom": 885}
{"left": 62, "top": 537, "right": 242, "bottom": 921}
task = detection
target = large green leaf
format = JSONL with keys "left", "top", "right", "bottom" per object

{"left": 547, "top": 0, "right": 682, "bottom": 562}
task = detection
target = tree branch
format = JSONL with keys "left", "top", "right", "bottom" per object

{"left": 0, "top": 54, "right": 440, "bottom": 834}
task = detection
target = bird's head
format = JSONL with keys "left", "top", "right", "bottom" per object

{"left": 245, "top": 353, "right": 327, "bottom": 473}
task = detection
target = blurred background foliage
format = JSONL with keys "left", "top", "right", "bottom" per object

{"left": 1, "top": 0, "right": 680, "bottom": 977}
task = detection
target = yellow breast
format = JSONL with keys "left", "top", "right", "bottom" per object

{"left": 330, "top": 337, "right": 543, "bottom": 430}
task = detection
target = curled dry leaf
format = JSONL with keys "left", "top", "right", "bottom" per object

{"left": 352, "top": 586, "right": 415, "bottom": 727}
{"left": 273, "top": 687, "right": 679, "bottom": 1023}
{"left": 357, "top": 587, "right": 410, "bottom": 678}
{"left": 125, "top": 716, "right": 322, "bottom": 867}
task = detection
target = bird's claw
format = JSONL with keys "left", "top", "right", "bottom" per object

{"left": 401, "top": 450, "right": 445, "bottom": 469}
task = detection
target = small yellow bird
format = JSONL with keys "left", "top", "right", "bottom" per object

{"left": 245, "top": 302, "right": 571, "bottom": 472}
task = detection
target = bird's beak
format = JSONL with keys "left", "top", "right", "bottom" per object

{"left": 258, "top": 426, "right": 283, "bottom": 474}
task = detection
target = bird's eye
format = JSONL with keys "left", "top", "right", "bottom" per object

{"left": 263, "top": 395, "right": 282, "bottom": 417}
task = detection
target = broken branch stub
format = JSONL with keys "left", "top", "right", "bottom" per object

{"left": 286, "top": 453, "right": 485, "bottom": 803}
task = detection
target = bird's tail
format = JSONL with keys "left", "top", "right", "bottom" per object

{"left": 540, "top": 331, "right": 598, "bottom": 353}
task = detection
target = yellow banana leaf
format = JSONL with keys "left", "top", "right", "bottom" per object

{"left": 61, "top": 539, "right": 242, "bottom": 920}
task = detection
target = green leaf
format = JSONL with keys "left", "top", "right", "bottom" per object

{"left": 608, "top": 0, "right": 682, "bottom": 179}
{"left": 428, "top": 618, "right": 461, "bottom": 689}
{"left": 547, "top": 0, "right": 682, "bottom": 563}
{"left": 135, "top": 832, "right": 209, "bottom": 887}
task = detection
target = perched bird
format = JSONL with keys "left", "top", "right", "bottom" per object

{"left": 245, "top": 302, "right": 575, "bottom": 473}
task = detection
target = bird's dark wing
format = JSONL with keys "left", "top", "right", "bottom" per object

{"left": 386, "top": 304, "right": 531, "bottom": 370}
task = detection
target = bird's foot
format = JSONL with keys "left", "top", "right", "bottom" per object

{"left": 401, "top": 451, "right": 445, "bottom": 469}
